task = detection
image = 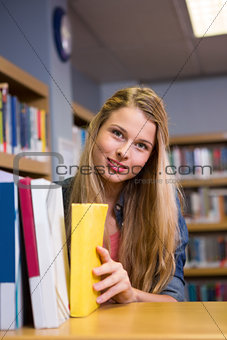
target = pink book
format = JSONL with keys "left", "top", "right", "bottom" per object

{"left": 19, "top": 178, "right": 39, "bottom": 277}
{"left": 19, "top": 178, "right": 45, "bottom": 328}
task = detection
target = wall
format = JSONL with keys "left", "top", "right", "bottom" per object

{"left": 0, "top": 0, "right": 50, "bottom": 84}
{"left": 0, "top": 0, "right": 73, "bottom": 180}
{"left": 72, "top": 67, "right": 100, "bottom": 114}
{"left": 150, "top": 76, "right": 227, "bottom": 136}
{"left": 48, "top": 0, "right": 73, "bottom": 180}
{"left": 100, "top": 76, "right": 227, "bottom": 136}
{"left": 100, "top": 80, "right": 138, "bottom": 107}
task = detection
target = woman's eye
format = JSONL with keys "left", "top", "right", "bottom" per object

{"left": 136, "top": 142, "right": 147, "bottom": 150}
{"left": 112, "top": 129, "right": 123, "bottom": 138}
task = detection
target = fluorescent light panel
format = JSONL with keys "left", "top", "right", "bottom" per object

{"left": 185, "top": 0, "right": 227, "bottom": 37}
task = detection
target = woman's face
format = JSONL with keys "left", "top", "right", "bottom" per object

{"left": 92, "top": 106, "right": 157, "bottom": 184}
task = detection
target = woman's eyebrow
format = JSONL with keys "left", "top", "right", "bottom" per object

{"left": 110, "top": 124, "right": 127, "bottom": 133}
{"left": 110, "top": 124, "right": 153, "bottom": 146}
{"left": 137, "top": 138, "right": 153, "bottom": 146}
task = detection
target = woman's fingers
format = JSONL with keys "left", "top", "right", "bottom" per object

{"left": 93, "top": 269, "right": 125, "bottom": 292}
{"left": 92, "top": 246, "right": 135, "bottom": 304}
{"left": 96, "top": 246, "right": 111, "bottom": 263}
{"left": 96, "top": 282, "right": 129, "bottom": 304}
{"left": 93, "top": 260, "right": 123, "bottom": 276}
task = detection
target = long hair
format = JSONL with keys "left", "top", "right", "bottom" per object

{"left": 66, "top": 86, "right": 180, "bottom": 293}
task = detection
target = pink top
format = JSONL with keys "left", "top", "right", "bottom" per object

{"left": 110, "top": 230, "right": 121, "bottom": 262}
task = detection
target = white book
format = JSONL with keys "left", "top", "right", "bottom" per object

{"left": 0, "top": 283, "right": 15, "bottom": 330}
{"left": 46, "top": 185, "right": 70, "bottom": 322}
{"left": 31, "top": 179, "right": 69, "bottom": 328}
{"left": 31, "top": 179, "right": 58, "bottom": 328}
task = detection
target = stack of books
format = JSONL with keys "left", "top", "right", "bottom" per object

{"left": 0, "top": 171, "right": 69, "bottom": 330}
{"left": 0, "top": 83, "right": 49, "bottom": 158}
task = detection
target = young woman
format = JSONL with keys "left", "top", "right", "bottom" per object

{"left": 62, "top": 86, "right": 188, "bottom": 304}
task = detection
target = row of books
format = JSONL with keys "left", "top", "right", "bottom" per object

{"left": 185, "top": 281, "right": 227, "bottom": 301}
{"left": 184, "top": 188, "right": 227, "bottom": 223}
{"left": 0, "top": 170, "right": 69, "bottom": 330}
{"left": 169, "top": 145, "right": 227, "bottom": 178}
{"left": 0, "top": 83, "right": 48, "bottom": 159}
{"left": 185, "top": 235, "right": 227, "bottom": 268}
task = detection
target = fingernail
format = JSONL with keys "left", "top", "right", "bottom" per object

{"left": 97, "top": 297, "right": 102, "bottom": 303}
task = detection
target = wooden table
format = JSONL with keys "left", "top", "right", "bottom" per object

{"left": 1, "top": 302, "right": 227, "bottom": 340}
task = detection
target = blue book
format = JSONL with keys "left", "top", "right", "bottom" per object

{"left": 0, "top": 183, "right": 15, "bottom": 283}
{"left": 188, "top": 283, "right": 197, "bottom": 301}
{"left": 11, "top": 96, "right": 17, "bottom": 154}
{"left": 81, "top": 128, "right": 86, "bottom": 147}
{"left": 0, "top": 171, "right": 23, "bottom": 330}
{"left": 26, "top": 106, "right": 31, "bottom": 150}
{"left": 20, "top": 103, "right": 26, "bottom": 149}
{"left": 200, "top": 285, "right": 208, "bottom": 301}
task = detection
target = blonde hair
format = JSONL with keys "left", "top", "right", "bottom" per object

{"left": 67, "top": 86, "right": 180, "bottom": 293}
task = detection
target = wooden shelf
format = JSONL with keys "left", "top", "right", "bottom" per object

{"left": 72, "top": 101, "right": 94, "bottom": 123}
{"left": 0, "top": 152, "right": 50, "bottom": 176}
{"left": 184, "top": 267, "right": 227, "bottom": 277}
{"left": 169, "top": 132, "right": 227, "bottom": 284}
{"left": 0, "top": 56, "right": 49, "bottom": 111}
{"left": 170, "top": 131, "right": 227, "bottom": 145}
{"left": 0, "top": 55, "right": 51, "bottom": 177}
{"left": 179, "top": 177, "right": 227, "bottom": 187}
{"left": 187, "top": 221, "right": 227, "bottom": 232}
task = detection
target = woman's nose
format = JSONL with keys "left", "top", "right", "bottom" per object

{"left": 116, "top": 142, "right": 131, "bottom": 160}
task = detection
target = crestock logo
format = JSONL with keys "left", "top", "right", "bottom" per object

{"left": 13, "top": 151, "right": 213, "bottom": 188}
{"left": 165, "top": 165, "right": 213, "bottom": 176}
{"left": 55, "top": 164, "right": 143, "bottom": 176}
{"left": 13, "top": 152, "right": 65, "bottom": 189}
{"left": 55, "top": 163, "right": 213, "bottom": 177}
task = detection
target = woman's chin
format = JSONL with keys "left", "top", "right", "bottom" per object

{"left": 102, "top": 172, "right": 130, "bottom": 184}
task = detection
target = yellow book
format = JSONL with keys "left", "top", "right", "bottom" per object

{"left": 70, "top": 203, "right": 108, "bottom": 317}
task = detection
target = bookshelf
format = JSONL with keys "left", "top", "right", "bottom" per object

{"left": 170, "top": 132, "right": 227, "bottom": 300}
{"left": 72, "top": 101, "right": 94, "bottom": 127}
{"left": 187, "top": 221, "right": 227, "bottom": 233}
{"left": 180, "top": 177, "right": 227, "bottom": 188}
{"left": 184, "top": 267, "right": 227, "bottom": 277}
{"left": 0, "top": 56, "right": 51, "bottom": 178}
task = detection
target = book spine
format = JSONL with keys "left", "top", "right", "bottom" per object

{"left": 0, "top": 91, "right": 3, "bottom": 152}
{"left": 0, "top": 85, "right": 8, "bottom": 153}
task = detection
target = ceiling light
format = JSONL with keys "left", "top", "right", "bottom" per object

{"left": 185, "top": 0, "right": 227, "bottom": 37}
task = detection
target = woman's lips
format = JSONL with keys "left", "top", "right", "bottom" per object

{"left": 107, "top": 158, "right": 127, "bottom": 173}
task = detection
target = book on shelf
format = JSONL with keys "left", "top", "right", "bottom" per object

{"left": 70, "top": 203, "right": 108, "bottom": 317}
{"left": 185, "top": 234, "right": 227, "bottom": 269}
{"left": 0, "top": 83, "right": 8, "bottom": 153}
{"left": 0, "top": 82, "right": 49, "bottom": 160}
{"left": 169, "top": 144, "right": 227, "bottom": 179}
{"left": 29, "top": 178, "right": 69, "bottom": 328}
{"left": 185, "top": 280, "right": 227, "bottom": 301}
{"left": 0, "top": 171, "right": 23, "bottom": 330}
{"left": 0, "top": 171, "right": 69, "bottom": 330}
{"left": 184, "top": 187, "right": 227, "bottom": 223}
{"left": 18, "top": 177, "right": 43, "bottom": 329}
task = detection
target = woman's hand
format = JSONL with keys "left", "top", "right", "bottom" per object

{"left": 92, "top": 246, "right": 137, "bottom": 304}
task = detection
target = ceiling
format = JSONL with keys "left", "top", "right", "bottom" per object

{"left": 68, "top": 0, "right": 227, "bottom": 83}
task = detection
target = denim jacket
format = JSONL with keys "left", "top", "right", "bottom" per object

{"left": 60, "top": 177, "right": 189, "bottom": 302}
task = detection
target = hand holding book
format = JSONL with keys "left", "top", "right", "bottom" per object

{"left": 93, "top": 246, "right": 136, "bottom": 304}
